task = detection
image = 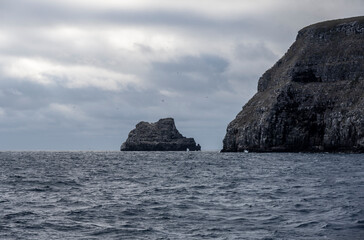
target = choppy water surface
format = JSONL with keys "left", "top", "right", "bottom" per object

{"left": 0, "top": 151, "right": 363, "bottom": 239}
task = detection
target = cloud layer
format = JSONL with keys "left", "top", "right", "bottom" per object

{"left": 0, "top": 0, "right": 363, "bottom": 150}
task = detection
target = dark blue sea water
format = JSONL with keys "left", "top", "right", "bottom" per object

{"left": 0, "top": 152, "right": 363, "bottom": 240}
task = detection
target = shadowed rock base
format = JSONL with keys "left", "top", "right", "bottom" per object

{"left": 222, "top": 16, "right": 364, "bottom": 153}
{"left": 121, "top": 118, "right": 201, "bottom": 151}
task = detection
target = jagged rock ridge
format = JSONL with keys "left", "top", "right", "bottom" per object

{"left": 222, "top": 16, "right": 364, "bottom": 152}
{"left": 121, "top": 118, "right": 201, "bottom": 151}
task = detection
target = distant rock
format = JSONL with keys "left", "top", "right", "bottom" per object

{"left": 222, "top": 16, "right": 364, "bottom": 152}
{"left": 121, "top": 118, "right": 201, "bottom": 151}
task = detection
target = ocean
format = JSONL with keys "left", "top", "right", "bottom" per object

{"left": 0, "top": 151, "right": 363, "bottom": 239}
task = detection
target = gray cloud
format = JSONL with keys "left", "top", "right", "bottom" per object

{"left": 234, "top": 42, "right": 278, "bottom": 61}
{"left": 0, "top": 1, "right": 233, "bottom": 28}
{"left": 151, "top": 54, "right": 230, "bottom": 94}
{"left": 153, "top": 54, "right": 229, "bottom": 74}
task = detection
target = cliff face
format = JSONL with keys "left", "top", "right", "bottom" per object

{"left": 121, "top": 118, "right": 201, "bottom": 151}
{"left": 222, "top": 16, "right": 364, "bottom": 152}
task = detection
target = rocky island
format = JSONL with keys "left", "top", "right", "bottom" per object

{"left": 222, "top": 16, "right": 364, "bottom": 152}
{"left": 121, "top": 118, "right": 201, "bottom": 151}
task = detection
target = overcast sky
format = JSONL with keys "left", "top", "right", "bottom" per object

{"left": 0, "top": 0, "right": 363, "bottom": 150}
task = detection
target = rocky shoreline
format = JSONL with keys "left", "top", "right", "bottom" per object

{"left": 222, "top": 16, "right": 364, "bottom": 153}
{"left": 121, "top": 118, "right": 201, "bottom": 151}
{"left": 119, "top": 17, "right": 364, "bottom": 153}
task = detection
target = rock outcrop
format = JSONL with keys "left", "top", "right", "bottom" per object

{"left": 121, "top": 118, "right": 201, "bottom": 151}
{"left": 222, "top": 16, "right": 364, "bottom": 152}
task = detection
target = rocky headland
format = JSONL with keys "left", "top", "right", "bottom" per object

{"left": 222, "top": 16, "right": 364, "bottom": 152}
{"left": 121, "top": 118, "right": 201, "bottom": 151}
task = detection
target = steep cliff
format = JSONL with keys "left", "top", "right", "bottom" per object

{"left": 121, "top": 118, "right": 201, "bottom": 151}
{"left": 222, "top": 16, "right": 364, "bottom": 152}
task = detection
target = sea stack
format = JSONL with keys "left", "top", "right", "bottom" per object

{"left": 222, "top": 16, "right": 364, "bottom": 152}
{"left": 121, "top": 118, "right": 201, "bottom": 151}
